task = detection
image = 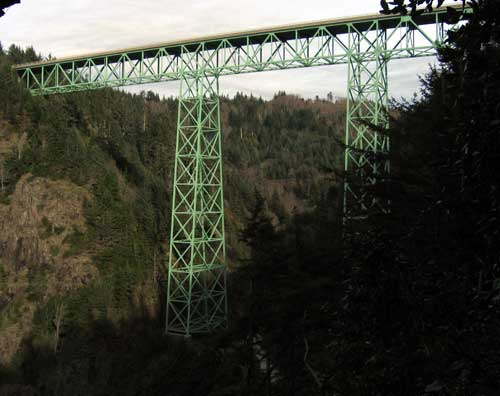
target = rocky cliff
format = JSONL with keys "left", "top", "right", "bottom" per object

{"left": 0, "top": 173, "right": 95, "bottom": 364}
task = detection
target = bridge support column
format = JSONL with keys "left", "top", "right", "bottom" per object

{"left": 343, "top": 24, "right": 390, "bottom": 224}
{"left": 166, "top": 72, "right": 227, "bottom": 336}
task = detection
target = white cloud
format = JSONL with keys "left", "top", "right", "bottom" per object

{"left": 0, "top": 0, "right": 453, "bottom": 99}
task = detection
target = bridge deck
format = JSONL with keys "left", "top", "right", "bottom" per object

{"left": 12, "top": 5, "right": 472, "bottom": 95}
{"left": 13, "top": 5, "right": 465, "bottom": 71}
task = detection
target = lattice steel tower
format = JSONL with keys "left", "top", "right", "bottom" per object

{"left": 166, "top": 68, "right": 227, "bottom": 335}
{"left": 344, "top": 21, "right": 390, "bottom": 222}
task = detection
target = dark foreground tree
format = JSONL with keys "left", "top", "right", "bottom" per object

{"left": 380, "top": 0, "right": 466, "bottom": 15}
{"left": 336, "top": 0, "right": 500, "bottom": 394}
{"left": 0, "top": 0, "right": 20, "bottom": 17}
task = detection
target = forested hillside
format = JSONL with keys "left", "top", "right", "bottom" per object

{"left": 0, "top": 42, "right": 345, "bottom": 395}
{"left": 1, "top": 0, "right": 499, "bottom": 395}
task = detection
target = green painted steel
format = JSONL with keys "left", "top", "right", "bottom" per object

{"left": 166, "top": 68, "right": 227, "bottom": 335}
{"left": 12, "top": 7, "right": 472, "bottom": 337}
{"left": 344, "top": 21, "right": 390, "bottom": 222}
{"left": 13, "top": 9, "right": 464, "bottom": 96}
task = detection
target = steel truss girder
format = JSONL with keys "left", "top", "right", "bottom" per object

{"left": 13, "top": 8, "right": 470, "bottom": 95}
{"left": 166, "top": 71, "right": 227, "bottom": 336}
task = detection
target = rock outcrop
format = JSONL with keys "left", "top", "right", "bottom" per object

{"left": 0, "top": 174, "right": 96, "bottom": 364}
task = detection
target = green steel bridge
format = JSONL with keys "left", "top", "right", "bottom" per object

{"left": 13, "top": 6, "right": 472, "bottom": 337}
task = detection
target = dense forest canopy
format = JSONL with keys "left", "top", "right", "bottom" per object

{"left": 0, "top": 0, "right": 499, "bottom": 395}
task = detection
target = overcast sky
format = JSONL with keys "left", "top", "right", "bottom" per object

{"left": 0, "top": 0, "right": 455, "bottom": 99}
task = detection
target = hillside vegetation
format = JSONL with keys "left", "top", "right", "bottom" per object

{"left": 0, "top": 42, "right": 345, "bottom": 395}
